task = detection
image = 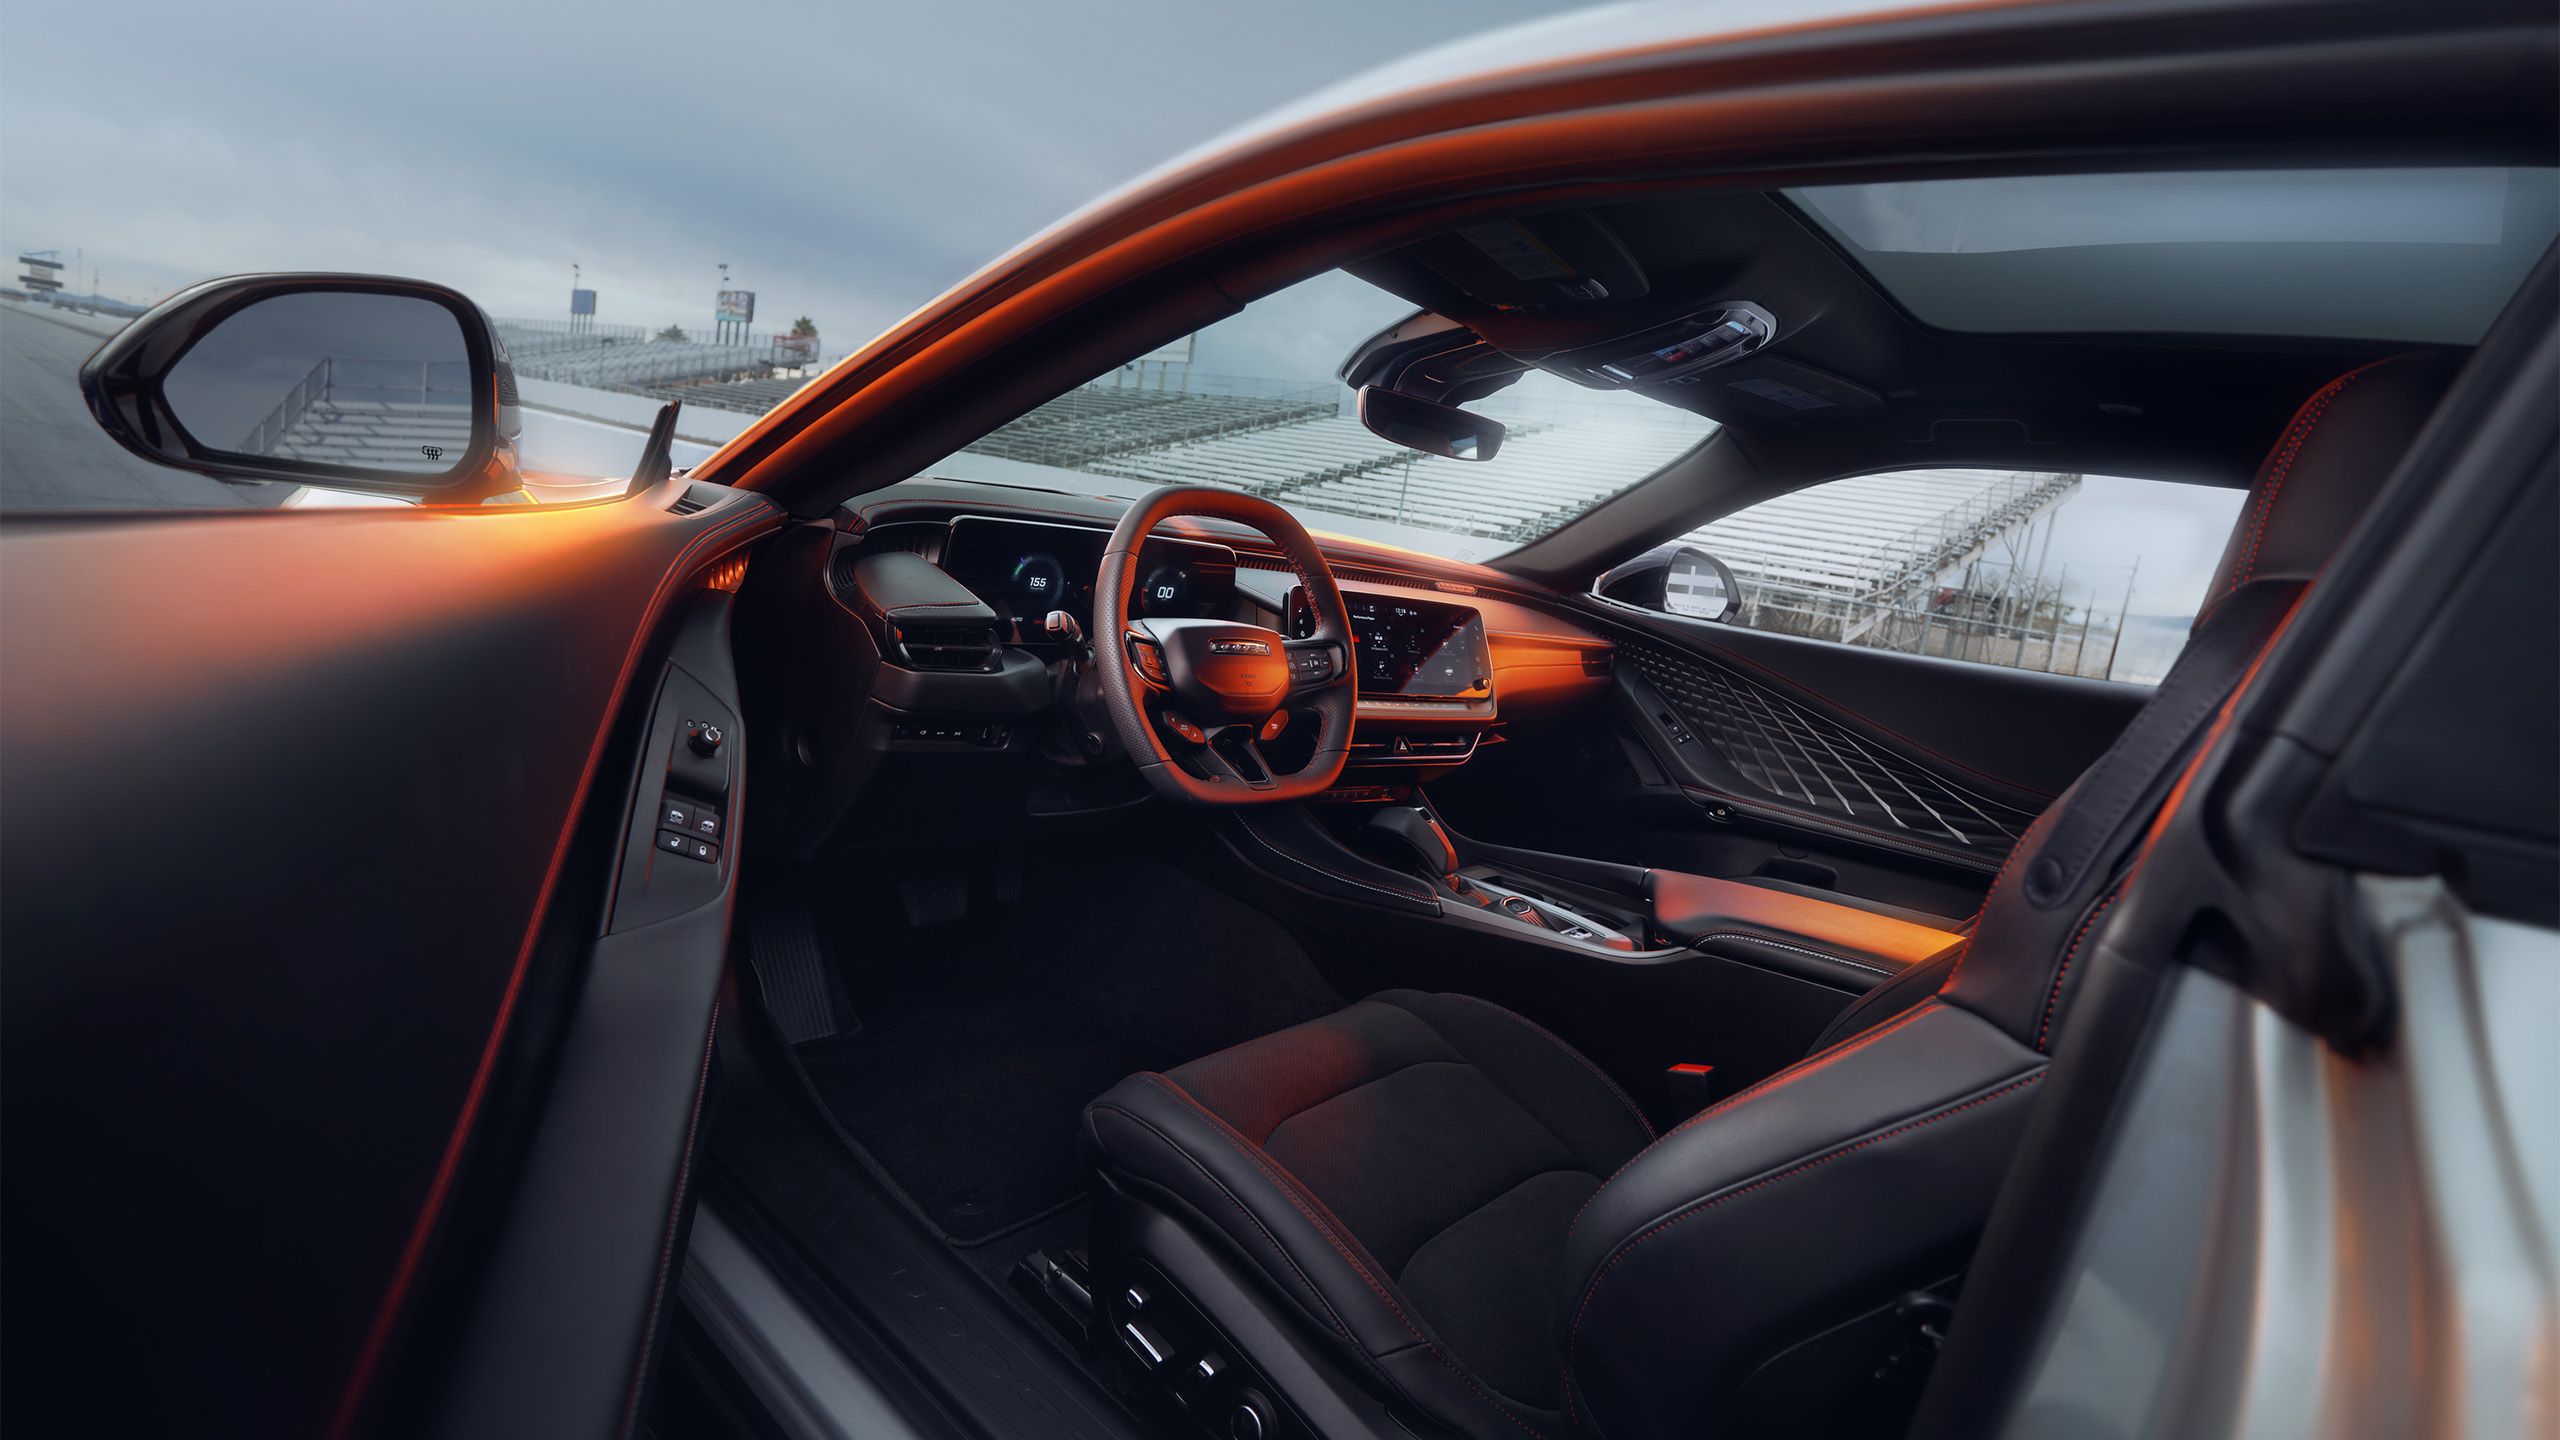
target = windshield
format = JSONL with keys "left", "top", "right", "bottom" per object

{"left": 0, "top": 0, "right": 1587, "bottom": 513}
{"left": 923, "top": 270, "right": 1715, "bottom": 562}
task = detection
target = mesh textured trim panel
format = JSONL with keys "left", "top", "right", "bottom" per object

{"left": 1622, "top": 640, "right": 2034, "bottom": 849}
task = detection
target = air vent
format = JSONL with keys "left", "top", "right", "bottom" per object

{"left": 669, "top": 484, "right": 720, "bottom": 516}
{"left": 890, "top": 621, "right": 1000, "bottom": 673}
{"left": 1581, "top": 648, "right": 1615, "bottom": 677}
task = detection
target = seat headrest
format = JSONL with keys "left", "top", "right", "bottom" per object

{"left": 2197, "top": 348, "right": 2463, "bottom": 624}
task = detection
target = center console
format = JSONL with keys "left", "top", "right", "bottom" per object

{"left": 1257, "top": 793, "right": 1968, "bottom": 993}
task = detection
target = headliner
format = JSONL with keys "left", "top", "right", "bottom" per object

{"left": 1345, "top": 186, "right": 2503, "bottom": 491}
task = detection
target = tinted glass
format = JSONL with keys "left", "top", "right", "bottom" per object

{"left": 1790, "top": 168, "right": 2559, "bottom": 342}
{"left": 1675, "top": 469, "right": 2247, "bottom": 685}
{"left": 923, "top": 269, "right": 1714, "bottom": 564}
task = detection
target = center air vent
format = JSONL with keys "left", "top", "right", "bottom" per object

{"left": 890, "top": 620, "right": 1000, "bottom": 673}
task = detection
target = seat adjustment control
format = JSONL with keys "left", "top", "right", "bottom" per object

{"left": 1120, "top": 1321, "right": 1172, "bottom": 1370}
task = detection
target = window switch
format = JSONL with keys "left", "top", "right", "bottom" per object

{"left": 691, "top": 807, "right": 721, "bottom": 841}
{"left": 661, "top": 798, "right": 694, "bottom": 831}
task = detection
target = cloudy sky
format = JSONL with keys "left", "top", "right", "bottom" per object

{"left": 1, "top": 0, "right": 1584, "bottom": 345}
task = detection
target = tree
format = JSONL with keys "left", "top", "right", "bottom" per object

{"left": 791, "top": 315, "right": 818, "bottom": 337}
{"left": 656, "top": 324, "right": 689, "bottom": 342}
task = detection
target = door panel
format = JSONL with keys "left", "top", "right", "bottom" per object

{"left": 1433, "top": 603, "right": 2143, "bottom": 921}
{"left": 0, "top": 484, "right": 776, "bottom": 1436}
{"left": 1684, "top": 621, "right": 2150, "bottom": 803}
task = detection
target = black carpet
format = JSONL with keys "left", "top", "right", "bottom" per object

{"left": 790, "top": 856, "right": 1342, "bottom": 1247}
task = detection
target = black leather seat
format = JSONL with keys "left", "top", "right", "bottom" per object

{"left": 1083, "top": 351, "right": 2459, "bottom": 1440}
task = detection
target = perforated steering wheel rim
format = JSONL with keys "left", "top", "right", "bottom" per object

{"left": 1094, "top": 486, "right": 1356, "bottom": 804}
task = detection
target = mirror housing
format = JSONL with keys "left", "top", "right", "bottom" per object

{"left": 1595, "top": 543, "right": 1742, "bottom": 621}
{"left": 79, "top": 273, "right": 522, "bottom": 504}
{"left": 1355, "top": 386, "right": 1506, "bottom": 462}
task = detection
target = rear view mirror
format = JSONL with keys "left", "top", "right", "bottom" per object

{"left": 80, "top": 275, "right": 522, "bottom": 503}
{"left": 1355, "top": 386, "right": 1506, "bottom": 462}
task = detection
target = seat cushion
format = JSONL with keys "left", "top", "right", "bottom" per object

{"left": 1084, "top": 989, "right": 1652, "bottom": 1431}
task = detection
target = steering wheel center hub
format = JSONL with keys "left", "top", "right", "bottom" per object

{"left": 1149, "top": 619, "right": 1291, "bottom": 723}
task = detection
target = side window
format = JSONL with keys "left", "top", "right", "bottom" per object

{"left": 1675, "top": 469, "right": 2247, "bottom": 684}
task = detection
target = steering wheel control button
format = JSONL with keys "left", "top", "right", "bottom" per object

{"left": 1288, "top": 649, "right": 1334, "bottom": 682}
{"left": 1128, "top": 638, "right": 1171, "bottom": 685}
{"left": 685, "top": 719, "right": 725, "bottom": 757}
{"left": 1162, "top": 711, "right": 1207, "bottom": 744}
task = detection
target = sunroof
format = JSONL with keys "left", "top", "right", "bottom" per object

{"left": 1789, "top": 168, "right": 2557, "bottom": 343}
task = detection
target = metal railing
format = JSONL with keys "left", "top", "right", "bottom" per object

{"left": 235, "top": 356, "right": 472, "bottom": 456}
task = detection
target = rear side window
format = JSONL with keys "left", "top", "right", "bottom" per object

{"left": 1675, "top": 469, "right": 2246, "bottom": 684}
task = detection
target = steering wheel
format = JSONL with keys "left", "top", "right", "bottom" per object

{"left": 1096, "top": 486, "right": 1356, "bottom": 804}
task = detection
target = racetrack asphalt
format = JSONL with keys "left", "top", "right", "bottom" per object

{"left": 0, "top": 303, "right": 291, "bottom": 511}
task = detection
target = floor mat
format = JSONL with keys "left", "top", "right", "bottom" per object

{"left": 796, "top": 989, "right": 1151, "bottom": 1244}
{"left": 788, "top": 856, "right": 1342, "bottom": 1247}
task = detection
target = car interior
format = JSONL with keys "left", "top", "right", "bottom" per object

{"left": 2, "top": 4, "right": 2552, "bottom": 1436}
{"left": 645, "top": 173, "right": 2553, "bottom": 1440}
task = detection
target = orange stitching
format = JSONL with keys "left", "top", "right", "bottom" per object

{"left": 2227, "top": 354, "right": 2403, "bottom": 597}
{"left": 1561, "top": 1069, "right": 2047, "bottom": 1427}
{"left": 1941, "top": 801, "right": 2058, "bottom": 993}
{"left": 1139, "top": 1076, "right": 1560, "bottom": 1440}
{"left": 1566, "top": 1000, "right": 1943, "bottom": 1240}
{"left": 2036, "top": 888, "right": 2120, "bottom": 1052}
{"left": 1091, "top": 1100, "right": 1356, "bottom": 1342}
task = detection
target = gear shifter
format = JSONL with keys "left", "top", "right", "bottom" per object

{"left": 1365, "top": 805, "right": 1466, "bottom": 893}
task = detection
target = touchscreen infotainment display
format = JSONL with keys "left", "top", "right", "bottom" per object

{"left": 1344, "top": 594, "right": 1492, "bottom": 700}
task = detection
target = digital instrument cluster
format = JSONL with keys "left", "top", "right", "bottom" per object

{"left": 941, "top": 516, "right": 1237, "bottom": 643}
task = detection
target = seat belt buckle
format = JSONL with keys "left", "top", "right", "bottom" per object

{"left": 1665, "top": 1062, "right": 1719, "bottom": 1115}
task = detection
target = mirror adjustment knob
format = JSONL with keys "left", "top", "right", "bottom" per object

{"left": 1229, "top": 1393, "right": 1274, "bottom": 1440}
{"left": 686, "top": 720, "right": 725, "bottom": 757}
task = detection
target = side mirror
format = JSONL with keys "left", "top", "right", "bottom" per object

{"left": 1355, "top": 386, "right": 1506, "bottom": 462}
{"left": 1594, "top": 543, "right": 1742, "bottom": 622}
{"left": 79, "top": 274, "right": 522, "bottom": 504}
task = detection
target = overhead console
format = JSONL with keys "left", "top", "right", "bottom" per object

{"left": 1542, "top": 301, "right": 1777, "bottom": 390}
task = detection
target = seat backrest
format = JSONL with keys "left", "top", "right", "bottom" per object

{"left": 1556, "top": 350, "right": 2461, "bottom": 1440}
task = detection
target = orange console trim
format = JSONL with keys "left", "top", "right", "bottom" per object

{"left": 1648, "top": 870, "right": 1963, "bottom": 970}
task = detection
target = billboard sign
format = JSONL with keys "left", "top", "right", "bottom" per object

{"left": 716, "top": 289, "right": 756, "bottom": 324}
{"left": 772, "top": 332, "right": 818, "bottom": 362}
{"left": 570, "top": 288, "right": 597, "bottom": 316}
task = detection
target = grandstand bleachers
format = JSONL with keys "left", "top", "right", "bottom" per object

{"left": 493, "top": 320, "right": 822, "bottom": 393}
{"left": 971, "top": 385, "right": 1334, "bottom": 468}
{"left": 1079, "top": 406, "right": 1702, "bottom": 542}
{"left": 1678, "top": 469, "right": 2079, "bottom": 633}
